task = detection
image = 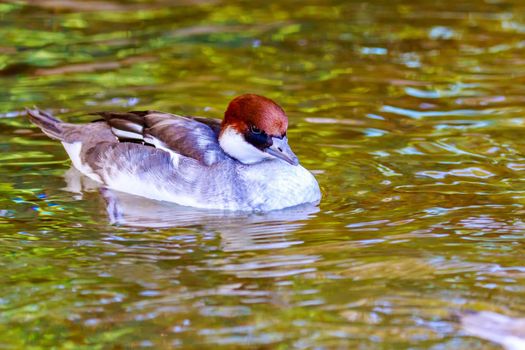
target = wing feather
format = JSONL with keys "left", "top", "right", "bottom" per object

{"left": 94, "top": 110, "right": 227, "bottom": 166}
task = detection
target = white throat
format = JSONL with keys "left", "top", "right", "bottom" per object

{"left": 219, "top": 126, "right": 272, "bottom": 164}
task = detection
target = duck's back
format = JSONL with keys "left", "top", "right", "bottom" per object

{"left": 95, "top": 110, "right": 228, "bottom": 166}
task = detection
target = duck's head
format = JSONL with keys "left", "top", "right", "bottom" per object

{"left": 219, "top": 94, "right": 299, "bottom": 166}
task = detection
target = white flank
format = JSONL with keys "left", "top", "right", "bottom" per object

{"left": 62, "top": 142, "right": 102, "bottom": 182}
{"left": 219, "top": 127, "right": 271, "bottom": 164}
{"left": 104, "top": 171, "right": 219, "bottom": 209}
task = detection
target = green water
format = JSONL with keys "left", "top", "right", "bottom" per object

{"left": 1, "top": 0, "right": 525, "bottom": 348}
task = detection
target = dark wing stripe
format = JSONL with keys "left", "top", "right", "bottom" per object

{"left": 95, "top": 111, "right": 148, "bottom": 126}
{"left": 108, "top": 118, "right": 144, "bottom": 134}
{"left": 94, "top": 111, "right": 149, "bottom": 142}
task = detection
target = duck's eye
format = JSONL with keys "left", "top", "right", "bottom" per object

{"left": 250, "top": 125, "right": 262, "bottom": 134}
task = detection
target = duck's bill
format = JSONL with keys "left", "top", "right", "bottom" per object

{"left": 265, "top": 137, "right": 299, "bottom": 166}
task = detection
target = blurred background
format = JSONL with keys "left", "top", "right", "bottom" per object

{"left": 1, "top": 0, "right": 525, "bottom": 348}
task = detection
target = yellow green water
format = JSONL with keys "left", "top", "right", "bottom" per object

{"left": 1, "top": 0, "right": 525, "bottom": 348}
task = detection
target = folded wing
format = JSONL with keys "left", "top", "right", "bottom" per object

{"left": 95, "top": 111, "right": 227, "bottom": 166}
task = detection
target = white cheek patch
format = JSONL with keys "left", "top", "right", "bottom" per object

{"left": 218, "top": 127, "right": 271, "bottom": 164}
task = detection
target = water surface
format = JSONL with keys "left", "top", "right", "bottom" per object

{"left": 1, "top": 0, "right": 525, "bottom": 348}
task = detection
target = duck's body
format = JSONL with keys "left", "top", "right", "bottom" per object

{"left": 27, "top": 95, "right": 321, "bottom": 211}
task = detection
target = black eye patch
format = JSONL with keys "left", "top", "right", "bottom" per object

{"left": 245, "top": 128, "right": 272, "bottom": 149}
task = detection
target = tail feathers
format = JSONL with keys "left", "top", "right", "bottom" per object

{"left": 26, "top": 108, "right": 64, "bottom": 140}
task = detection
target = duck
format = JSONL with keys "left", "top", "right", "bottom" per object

{"left": 27, "top": 94, "right": 321, "bottom": 211}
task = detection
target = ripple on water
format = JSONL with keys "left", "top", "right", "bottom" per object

{"left": 2, "top": 0, "right": 525, "bottom": 349}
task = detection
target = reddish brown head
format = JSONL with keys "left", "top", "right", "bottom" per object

{"left": 222, "top": 94, "right": 288, "bottom": 137}
{"left": 219, "top": 94, "right": 298, "bottom": 166}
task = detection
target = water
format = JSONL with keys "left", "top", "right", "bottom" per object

{"left": 1, "top": 0, "right": 525, "bottom": 348}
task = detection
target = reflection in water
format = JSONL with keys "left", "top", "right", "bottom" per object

{"left": 64, "top": 167, "right": 319, "bottom": 252}
{"left": 458, "top": 311, "right": 525, "bottom": 350}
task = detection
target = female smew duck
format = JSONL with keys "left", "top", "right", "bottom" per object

{"left": 27, "top": 94, "right": 321, "bottom": 211}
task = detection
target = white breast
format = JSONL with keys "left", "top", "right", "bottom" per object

{"left": 239, "top": 161, "right": 321, "bottom": 211}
